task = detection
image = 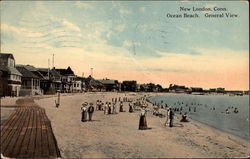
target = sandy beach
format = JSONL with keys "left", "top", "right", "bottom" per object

{"left": 29, "top": 92, "right": 250, "bottom": 158}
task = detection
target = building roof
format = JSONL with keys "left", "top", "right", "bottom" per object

{"left": 16, "top": 66, "right": 39, "bottom": 78}
{"left": 76, "top": 76, "right": 86, "bottom": 81}
{"left": 97, "top": 79, "right": 118, "bottom": 85}
{"left": 7, "top": 67, "right": 22, "bottom": 76}
{"left": 16, "top": 64, "right": 38, "bottom": 72}
{"left": 85, "top": 76, "right": 103, "bottom": 87}
{"left": 50, "top": 68, "right": 61, "bottom": 78}
{"left": 37, "top": 68, "right": 49, "bottom": 77}
{"left": 55, "top": 66, "right": 74, "bottom": 76}
{"left": 0, "top": 53, "right": 14, "bottom": 60}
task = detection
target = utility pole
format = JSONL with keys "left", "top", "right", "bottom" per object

{"left": 91, "top": 68, "right": 93, "bottom": 77}
{"left": 48, "top": 59, "right": 50, "bottom": 79}
{"left": 52, "top": 54, "right": 54, "bottom": 68}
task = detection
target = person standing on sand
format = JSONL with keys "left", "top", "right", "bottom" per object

{"left": 81, "top": 102, "right": 88, "bottom": 122}
{"left": 108, "top": 102, "right": 112, "bottom": 114}
{"left": 120, "top": 101, "right": 124, "bottom": 112}
{"left": 165, "top": 107, "right": 170, "bottom": 126}
{"left": 169, "top": 108, "right": 174, "bottom": 127}
{"left": 101, "top": 102, "right": 104, "bottom": 110}
{"left": 96, "top": 100, "right": 99, "bottom": 110}
{"left": 88, "top": 103, "right": 95, "bottom": 121}
{"left": 113, "top": 102, "right": 117, "bottom": 114}
{"left": 104, "top": 102, "right": 108, "bottom": 114}
{"left": 139, "top": 109, "right": 147, "bottom": 130}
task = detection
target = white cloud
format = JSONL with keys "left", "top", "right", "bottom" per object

{"left": 61, "top": 19, "right": 81, "bottom": 32}
{"left": 1, "top": 23, "right": 44, "bottom": 37}
{"left": 75, "top": 1, "right": 93, "bottom": 9}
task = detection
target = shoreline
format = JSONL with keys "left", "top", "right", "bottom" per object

{"left": 147, "top": 93, "right": 249, "bottom": 141}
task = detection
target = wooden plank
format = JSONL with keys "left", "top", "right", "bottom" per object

{"left": 40, "top": 107, "right": 61, "bottom": 158}
{"left": 1, "top": 107, "right": 26, "bottom": 155}
{"left": 1, "top": 98, "right": 61, "bottom": 158}
{"left": 1, "top": 107, "right": 22, "bottom": 139}
{"left": 17, "top": 108, "right": 35, "bottom": 158}
{"left": 42, "top": 108, "right": 57, "bottom": 158}
{"left": 26, "top": 107, "right": 38, "bottom": 158}
{"left": 3, "top": 107, "right": 29, "bottom": 157}
{"left": 34, "top": 108, "right": 43, "bottom": 157}
{"left": 9, "top": 107, "right": 32, "bottom": 157}
{"left": 40, "top": 108, "right": 50, "bottom": 158}
{"left": 47, "top": 123, "right": 59, "bottom": 158}
{"left": 0, "top": 108, "right": 17, "bottom": 129}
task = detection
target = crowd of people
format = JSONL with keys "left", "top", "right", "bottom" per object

{"left": 80, "top": 95, "right": 187, "bottom": 129}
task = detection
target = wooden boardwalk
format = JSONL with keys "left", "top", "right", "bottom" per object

{"left": 1, "top": 98, "right": 61, "bottom": 158}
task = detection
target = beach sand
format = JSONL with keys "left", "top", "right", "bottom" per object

{"left": 32, "top": 92, "right": 249, "bottom": 158}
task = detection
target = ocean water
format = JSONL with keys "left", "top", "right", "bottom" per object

{"left": 148, "top": 94, "right": 250, "bottom": 141}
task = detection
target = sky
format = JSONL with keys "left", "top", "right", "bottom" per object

{"left": 1, "top": 1, "right": 249, "bottom": 90}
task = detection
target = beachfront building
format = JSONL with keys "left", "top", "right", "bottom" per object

{"left": 0, "top": 67, "right": 9, "bottom": 97}
{"left": 56, "top": 66, "right": 76, "bottom": 93}
{"left": 97, "top": 78, "right": 120, "bottom": 91}
{"left": 84, "top": 75, "right": 104, "bottom": 92}
{"left": 191, "top": 87, "right": 203, "bottom": 93}
{"left": 73, "top": 77, "right": 86, "bottom": 93}
{"left": 0, "top": 53, "right": 22, "bottom": 96}
{"left": 50, "top": 68, "right": 63, "bottom": 92}
{"left": 16, "top": 66, "right": 42, "bottom": 96}
{"left": 36, "top": 67, "right": 63, "bottom": 94}
{"left": 169, "top": 84, "right": 189, "bottom": 93}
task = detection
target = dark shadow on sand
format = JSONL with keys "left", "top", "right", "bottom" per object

{"left": 172, "top": 123, "right": 184, "bottom": 127}
{"left": 139, "top": 127, "right": 153, "bottom": 130}
{"left": 86, "top": 120, "right": 101, "bottom": 122}
{"left": 0, "top": 105, "right": 18, "bottom": 108}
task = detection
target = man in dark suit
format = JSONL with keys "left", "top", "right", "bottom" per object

{"left": 88, "top": 103, "right": 95, "bottom": 121}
